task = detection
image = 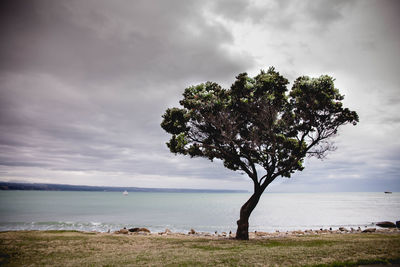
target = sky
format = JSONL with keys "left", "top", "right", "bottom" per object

{"left": 0, "top": 0, "right": 399, "bottom": 192}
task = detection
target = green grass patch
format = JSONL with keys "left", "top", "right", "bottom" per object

{"left": 190, "top": 244, "right": 241, "bottom": 251}
{"left": 256, "top": 239, "right": 336, "bottom": 248}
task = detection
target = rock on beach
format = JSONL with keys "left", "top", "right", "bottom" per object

{"left": 114, "top": 228, "right": 129, "bottom": 234}
{"left": 376, "top": 221, "right": 396, "bottom": 228}
{"left": 362, "top": 228, "right": 376, "bottom": 233}
{"left": 188, "top": 228, "right": 196, "bottom": 235}
{"left": 129, "top": 227, "right": 151, "bottom": 233}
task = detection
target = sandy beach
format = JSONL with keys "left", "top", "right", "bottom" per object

{"left": 110, "top": 226, "right": 400, "bottom": 239}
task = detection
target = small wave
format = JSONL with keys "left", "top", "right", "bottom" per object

{"left": 0, "top": 221, "right": 211, "bottom": 234}
{"left": 0, "top": 221, "right": 124, "bottom": 232}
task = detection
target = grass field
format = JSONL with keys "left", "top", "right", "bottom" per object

{"left": 0, "top": 231, "right": 399, "bottom": 266}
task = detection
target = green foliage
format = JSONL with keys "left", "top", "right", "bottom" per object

{"left": 161, "top": 67, "right": 358, "bottom": 187}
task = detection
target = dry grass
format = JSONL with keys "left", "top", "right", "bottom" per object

{"left": 0, "top": 230, "right": 399, "bottom": 266}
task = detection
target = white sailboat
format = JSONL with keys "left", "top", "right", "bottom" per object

{"left": 123, "top": 190, "right": 128, "bottom": 196}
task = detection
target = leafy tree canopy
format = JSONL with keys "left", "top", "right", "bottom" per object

{"left": 161, "top": 67, "right": 358, "bottom": 188}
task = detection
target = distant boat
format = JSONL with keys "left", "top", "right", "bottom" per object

{"left": 123, "top": 190, "right": 128, "bottom": 196}
{"left": 384, "top": 191, "right": 392, "bottom": 194}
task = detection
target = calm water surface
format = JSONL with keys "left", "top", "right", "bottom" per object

{"left": 0, "top": 191, "right": 398, "bottom": 233}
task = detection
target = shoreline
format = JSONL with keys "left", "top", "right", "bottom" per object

{"left": 4, "top": 226, "right": 398, "bottom": 239}
{"left": 1, "top": 221, "right": 398, "bottom": 236}
{"left": 107, "top": 226, "right": 400, "bottom": 239}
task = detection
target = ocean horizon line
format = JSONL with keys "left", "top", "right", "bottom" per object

{"left": 0, "top": 182, "right": 249, "bottom": 193}
{"left": 0, "top": 182, "right": 397, "bottom": 193}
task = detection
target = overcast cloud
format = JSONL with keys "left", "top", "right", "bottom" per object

{"left": 1, "top": 0, "right": 399, "bottom": 192}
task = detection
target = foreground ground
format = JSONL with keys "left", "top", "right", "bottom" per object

{"left": 0, "top": 231, "right": 399, "bottom": 266}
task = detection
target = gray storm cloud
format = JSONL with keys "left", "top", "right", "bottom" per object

{"left": 0, "top": 0, "right": 399, "bottom": 191}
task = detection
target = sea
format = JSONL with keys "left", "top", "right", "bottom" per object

{"left": 0, "top": 191, "right": 398, "bottom": 233}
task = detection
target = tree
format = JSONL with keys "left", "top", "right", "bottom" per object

{"left": 161, "top": 67, "right": 359, "bottom": 240}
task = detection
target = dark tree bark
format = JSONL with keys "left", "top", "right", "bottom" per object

{"left": 236, "top": 188, "right": 264, "bottom": 240}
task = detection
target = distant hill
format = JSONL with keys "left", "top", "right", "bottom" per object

{"left": 0, "top": 182, "right": 247, "bottom": 193}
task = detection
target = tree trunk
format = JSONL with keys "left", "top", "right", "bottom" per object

{"left": 235, "top": 190, "right": 263, "bottom": 240}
